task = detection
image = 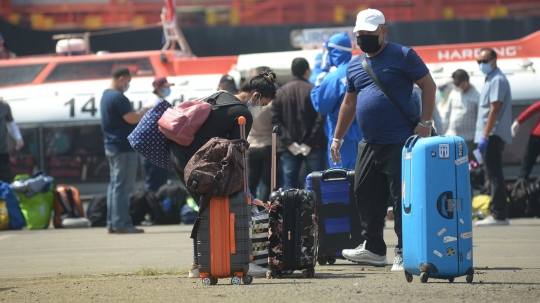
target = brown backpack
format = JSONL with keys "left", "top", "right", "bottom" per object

{"left": 184, "top": 137, "right": 248, "bottom": 197}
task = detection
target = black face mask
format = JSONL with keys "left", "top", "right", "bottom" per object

{"left": 357, "top": 32, "right": 382, "bottom": 53}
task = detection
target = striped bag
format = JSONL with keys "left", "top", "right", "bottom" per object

{"left": 251, "top": 199, "right": 269, "bottom": 267}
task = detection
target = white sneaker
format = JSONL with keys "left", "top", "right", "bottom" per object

{"left": 391, "top": 248, "right": 404, "bottom": 271}
{"left": 188, "top": 263, "right": 199, "bottom": 278}
{"left": 475, "top": 215, "right": 509, "bottom": 227}
{"left": 342, "top": 241, "right": 387, "bottom": 267}
{"left": 248, "top": 262, "right": 267, "bottom": 276}
{"left": 342, "top": 241, "right": 365, "bottom": 258}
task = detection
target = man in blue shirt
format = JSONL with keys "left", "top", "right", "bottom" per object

{"left": 101, "top": 67, "right": 152, "bottom": 234}
{"left": 474, "top": 48, "right": 512, "bottom": 227}
{"left": 311, "top": 33, "right": 362, "bottom": 169}
{"left": 331, "top": 9, "right": 436, "bottom": 271}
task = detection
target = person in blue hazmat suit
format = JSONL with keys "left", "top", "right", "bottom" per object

{"left": 311, "top": 33, "right": 362, "bottom": 169}
{"left": 308, "top": 44, "right": 330, "bottom": 85}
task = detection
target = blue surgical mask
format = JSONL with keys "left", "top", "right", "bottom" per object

{"left": 247, "top": 94, "right": 262, "bottom": 117}
{"left": 479, "top": 63, "right": 494, "bottom": 75}
{"left": 123, "top": 83, "right": 130, "bottom": 92}
{"left": 163, "top": 87, "right": 171, "bottom": 97}
{"left": 246, "top": 94, "right": 261, "bottom": 107}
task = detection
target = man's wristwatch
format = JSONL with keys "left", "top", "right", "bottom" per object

{"left": 418, "top": 120, "right": 433, "bottom": 127}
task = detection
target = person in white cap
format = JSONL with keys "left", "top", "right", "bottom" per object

{"left": 331, "top": 8, "right": 436, "bottom": 271}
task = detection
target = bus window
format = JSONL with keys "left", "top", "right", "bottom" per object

{"left": 0, "top": 64, "right": 47, "bottom": 87}
{"left": 43, "top": 58, "right": 155, "bottom": 83}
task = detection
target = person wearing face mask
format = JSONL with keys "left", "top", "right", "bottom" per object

{"left": 100, "top": 67, "right": 153, "bottom": 234}
{"left": 167, "top": 70, "right": 277, "bottom": 278}
{"left": 271, "top": 58, "right": 327, "bottom": 191}
{"left": 309, "top": 50, "right": 330, "bottom": 85}
{"left": 139, "top": 76, "right": 174, "bottom": 194}
{"left": 246, "top": 68, "right": 275, "bottom": 204}
{"left": 311, "top": 32, "right": 363, "bottom": 169}
{"left": 331, "top": 8, "right": 436, "bottom": 271}
{"left": 474, "top": 48, "right": 513, "bottom": 227}
{"left": 442, "top": 69, "right": 480, "bottom": 161}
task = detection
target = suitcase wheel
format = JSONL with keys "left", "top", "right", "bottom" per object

{"left": 231, "top": 276, "right": 241, "bottom": 285}
{"left": 317, "top": 258, "right": 327, "bottom": 266}
{"left": 404, "top": 271, "right": 413, "bottom": 283}
{"left": 448, "top": 277, "right": 454, "bottom": 283}
{"left": 420, "top": 272, "right": 429, "bottom": 283}
{"left": 327, "top": 258, "right": 336, "bottom": 265}
{"left": 242, "top": 275, "right": 253, "bottom": 285}
{"left": 466, "top": 274, "right": 474, "bottom": 283}
{"left": 201, "top": 277, "right": 213, "bottom": 286}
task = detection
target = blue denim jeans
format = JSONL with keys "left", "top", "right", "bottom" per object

{"left": 281, "top": 148, "right": 327, "bottom": 190}
{"left": 105, "top": 150, "right": 139, "bottom": 230}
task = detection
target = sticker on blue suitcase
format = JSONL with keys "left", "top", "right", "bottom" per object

{"left": 443, "top": 236, "right": 457, "bottom": 243}
{"left": 434, "top": 250, "right": 443, "bottom": 258}
{"left": 460, "top": 231, "right": 472, "bottom": 239}
{"left": 437, "top": 228, "right": 447, "bottom": 236}
{"left": 455, "top": 156, "right": 468, "bottom": 166}
{"left": 445, "top": 246, "right": 456, "bottom": 257}
{"left": 439, "top": 144, "right": 450, "bottom": 159}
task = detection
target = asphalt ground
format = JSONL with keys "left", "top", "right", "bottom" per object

{"left": 0, "top": 219, "right": 539, "bottom": 302}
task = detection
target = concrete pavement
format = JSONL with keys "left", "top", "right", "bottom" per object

{"left": 1, "top": 218, "right": 539, "bottom": 278}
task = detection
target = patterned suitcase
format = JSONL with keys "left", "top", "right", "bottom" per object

{"left": 306, "top": 169, "right": 364, "bottom": 265}
{"left": 402, "top": 135, "right": 474, "bottom": 283}
{"left": 266, "top": 126, "right": 318, "bottom": 278}
{"left": 195, "top": 116, "right": 253, "bottom": 286}
{"left": 267, "top": 188, "right": 317, "bottom": 278}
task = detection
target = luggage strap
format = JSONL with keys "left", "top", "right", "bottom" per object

{"left": 56, "top": 187, "right": 79, "bottom": 218}
{"left": 190, "top": 174, "right": 222, "bottom": 239}
{"left": 360, "top": 53, "right": 437, "bottom": 136}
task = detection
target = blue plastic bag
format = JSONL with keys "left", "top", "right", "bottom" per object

{"left": 0, "top": 181, "right": 25, "bottom": 229}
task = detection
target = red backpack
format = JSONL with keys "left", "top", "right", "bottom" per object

{"left": 157, "top": 91, "right": 244, "bottom": 146}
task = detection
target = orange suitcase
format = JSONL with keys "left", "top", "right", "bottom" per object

{"left": 196, "top": 115, "right": 253, "bottom": 286}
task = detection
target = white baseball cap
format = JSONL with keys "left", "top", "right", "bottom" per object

{"left": 353, "top": 9, "right": 385, "bottom": 33}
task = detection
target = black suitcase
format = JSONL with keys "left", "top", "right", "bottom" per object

{"left": 306, "top": 169, "right": 364, "bottom": 265}
{"left": 267, "top": 126, "right": 318, "bottom": 278}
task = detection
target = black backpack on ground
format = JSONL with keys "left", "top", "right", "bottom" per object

{"left": 129, "top": 189, "right": 166, "bottom": 225}
{"left": 86, "top": 194, "right": 107, "bottom": 227}
{"left": 508, "top": 178, "right": 540, "bottom": 218}
{"left": 155, "top": 181, "right": 188, "bottom": 224}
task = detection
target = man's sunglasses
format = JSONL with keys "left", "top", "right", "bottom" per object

{"left": 477, "top": 59, "right": 492, "bottom": 64}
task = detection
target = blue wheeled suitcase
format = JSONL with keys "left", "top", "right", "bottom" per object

{"left": 402, "top": 135, "right": 474, "bottom": 284}
{"left": 306, "top": 169, "right": 364, "bottom": 265}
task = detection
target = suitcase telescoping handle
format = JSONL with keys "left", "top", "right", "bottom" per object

{"left": 321, "top": 169, "right": 349, "bottom": 181}
{"left": 271, "top": 126, "right": 279, "bottom": 191}
{"left": 404, "top": 135, "right": 421, "bottom": 152}
{"left": 239, "top": 116, "right": 249, "bottom": 195}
